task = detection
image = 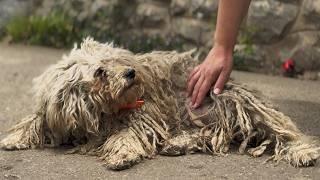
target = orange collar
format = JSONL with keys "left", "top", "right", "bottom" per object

{"left": 119, "top": 100, "right": 144, "bottom": 110}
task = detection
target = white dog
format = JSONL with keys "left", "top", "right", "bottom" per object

{"left": 1, "top": 38, "right": 319, "bottom": 170}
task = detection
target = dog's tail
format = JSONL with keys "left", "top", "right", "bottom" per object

{"left": 0, "top": 114, "right": 44, "bottom": 150}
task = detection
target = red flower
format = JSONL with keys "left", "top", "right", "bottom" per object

{"left": 282, "top": 59, "right": 295, "bottom": 73}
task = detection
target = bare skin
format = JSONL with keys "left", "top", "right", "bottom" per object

{"left": 187, "top": 0, "right": 251, "bottom": 108}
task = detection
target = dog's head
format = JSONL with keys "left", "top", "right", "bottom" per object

{"left": 90, "top": 58, "right": 145, "bottom": 113}
{"left": 34, "top": 38, "right": 145, "bottom": 125}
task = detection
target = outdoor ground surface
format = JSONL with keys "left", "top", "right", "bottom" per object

{"left": 0, "top": 42, "right": 319, "bottom": 180}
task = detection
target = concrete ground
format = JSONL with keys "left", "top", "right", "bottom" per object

{"left": 0, "top": 43, "right": 319, "bottom": 180}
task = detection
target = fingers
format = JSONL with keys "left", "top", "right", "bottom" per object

{"left": 191, "top": 74, "right": 205, "bottom": 105}
{"left": 187, "top": 66, "right": 200, "bottom": 83}
{"left": 190, "top": 67, "right": 225, "bottom": 108}
{"left": 193, "top": 79, "right": 211, "bottom": 108}
{"left": 192, "top": 68, "right": 221, "bottom": 108}
{"left": 187, "top": 70, "right": 201, "bottom": 96}
{"left": 213, "top": 69, "right": 231, "bottom": 95}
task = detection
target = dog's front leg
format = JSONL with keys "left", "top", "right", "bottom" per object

{"left": 0, "top": 114, "right": 44, "bottom": 150}
{"left": 99, "top": 127, "right": 152, "bottom": 170}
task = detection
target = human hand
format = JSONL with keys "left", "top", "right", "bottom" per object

{"left": 187, "top": 46, "right": 233, "bottom": 108}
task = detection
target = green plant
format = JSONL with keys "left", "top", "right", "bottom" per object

{"left": 6, "top": 12, "right": 81, "bottom": 48}
{"left": 234, "top": 25, "right": 259, "bottom": 71}
{"left": 233, "top": 44, "right": 255, "bottom": 71}
{"left": 0, "top": 29, "right": 5, "bottom": 40}
{"left": 4, "top": 2, "right": 184, "bottom": 53}
{"left": 238, "top": 25, "right": 259, "bottom": 45}
{"left": 210, "top": 12, "right": 218, "bottom": 28}
{"left": 6, "top": 16, "right": 30, "bottom": 41}
{"left": 233, "top": 53, "right": 249, "bottom": 71}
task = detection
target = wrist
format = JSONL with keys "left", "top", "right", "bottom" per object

{"left": 210, "top": 44, "right": 234, "bottom": 60}
{"left": 213, "top": 41, "right": 234, "bottom": 54}
{"left": 213, "top": 31, "right": 236, "bottom": 53}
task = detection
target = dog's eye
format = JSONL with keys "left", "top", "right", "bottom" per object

{"left": 94, "top": 68, "right": 107, "bottom": 78}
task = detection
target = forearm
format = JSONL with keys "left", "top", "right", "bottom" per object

{"left": 187, "top": 0, "right": 251, "bottom": 106}
{"left": 214, "top": 0, "right": 251, "bottom": 53}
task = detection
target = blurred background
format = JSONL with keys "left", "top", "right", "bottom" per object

{"left": 0, "top": 0, "right": 320, "bottom": 80}
{"left": 1, "top": 2, "right": 320, "bottom": 178}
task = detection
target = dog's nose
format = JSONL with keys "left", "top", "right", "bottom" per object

{"left": 124, "top": 69, "right": 135, "bottom": 79}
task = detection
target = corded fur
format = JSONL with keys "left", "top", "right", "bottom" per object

{"left": 1, "top": 38, "right": 319, "bottom": 170}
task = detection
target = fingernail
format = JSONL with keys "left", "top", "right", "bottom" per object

{"left": 193, "top": 103, "right": 198, "bottom": 109}
{"left": 214, "top": 88, "right": 221, "bottom": 95}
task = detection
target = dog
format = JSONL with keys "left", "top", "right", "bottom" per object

{"left": 1, "top": 38, "right": 319, "bottom": 170}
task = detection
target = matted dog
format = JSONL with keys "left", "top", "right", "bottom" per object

{"left": 1, "top": 38, "right": 319, "bottom": 170}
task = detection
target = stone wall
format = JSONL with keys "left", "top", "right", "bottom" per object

{"left": 36, "top": 0, "right": 218, "bottom": 52}
{"left": 245, "top": 0, "right": 320, "bottom": 77}
{"left": 2, "top": 0, "right": 320, "bottom": 77}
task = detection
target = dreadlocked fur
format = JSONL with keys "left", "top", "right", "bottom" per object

{"left": 1, "top": 38, "right": 319, "bottom": 170}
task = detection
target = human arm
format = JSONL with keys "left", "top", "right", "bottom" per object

{"left": 187, "top": 0, "right": 251, "bottom": 108}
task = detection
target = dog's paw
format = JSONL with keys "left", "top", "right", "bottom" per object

{"left": 0, "top": 140, "right": 29, "bottom": 150}
{"left": 106, "top": 153, "right": 142, "bottom": 170}
{"left": 160, "top": 144, "right": 187, "bottom": 156}
{"left": 0, "top": 133, "right": 30, "bottom": 151}
{"left": 160, "top": 134, "right": 201, "bottom": 156}
{"left": 0, "top": 143, "right": 29, "bottom": 150}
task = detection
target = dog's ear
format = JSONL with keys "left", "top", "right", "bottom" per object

{"left": 33, "top": 60, "right": 82, "bottom": 106}
{"left": 54, "top": 64, "right": 101, "bottom": 134}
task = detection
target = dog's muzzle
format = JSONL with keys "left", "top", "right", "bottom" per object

{"left": 124, "top": 69, "right": 135, "bottom": 79}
